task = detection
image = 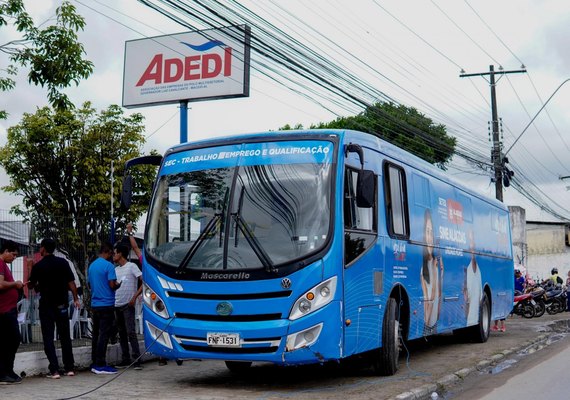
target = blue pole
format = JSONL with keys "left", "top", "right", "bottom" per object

{"left": 180, "top": 100, "right": 188, "bottom": 143}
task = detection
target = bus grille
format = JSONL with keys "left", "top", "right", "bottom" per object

{"left": 175, "top": 312, "right": 282, "bottom": 322}
{"left": 180, "top": 344, "right": 278, "bottom": 354}
{"left": 167, "top": 290, "right": 292, "bottom": 300}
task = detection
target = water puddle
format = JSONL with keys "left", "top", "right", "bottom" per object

{"left": 488, "top": 358, "right": 517, "bottom": 374}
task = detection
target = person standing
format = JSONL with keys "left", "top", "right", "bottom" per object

{"left": 88, "top": 242, "right": 121, "bottom": 374}
{"left": 0, "top": 240, "right": 23, "bottom": 385}
{"left": 113, "top": 244, "right": 143, "bottom": 369}
{"left": 28, "top": 238, "right": 80, "bottom": 379}
{"left": 127, "top": 223, "right": 167, "bottom": 366}
{"left": 514, "top": 269, "right": 526, "bottom": 294}
{"left": 549, "top": 267, "right": 563, "bottom": 285}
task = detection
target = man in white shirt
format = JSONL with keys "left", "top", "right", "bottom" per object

{"left": 113, "top": 244, "right": 143, "bottom": 369}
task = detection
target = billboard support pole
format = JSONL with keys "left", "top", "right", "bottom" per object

{"left": 180, "top": 100, "right": 188, "bottom": 144}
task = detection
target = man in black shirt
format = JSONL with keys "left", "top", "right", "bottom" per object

{"left": 29, "top": 239, "right": 80, "bottom": 378}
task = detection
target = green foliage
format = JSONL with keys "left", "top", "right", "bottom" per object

{"left": 280, "top": 102, "right": 456, "bottom": 169}
{"left": 0, "top": 0, "right": 93, "bottom": 116}
{"left": 0, "top": 102, "right": 157, "bottom": 279}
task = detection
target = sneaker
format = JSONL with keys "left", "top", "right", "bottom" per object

{"left": 0, "top": 374, "right": 21, "bottom": 385}
{"left": 133, "top": 363, "right": 143, "bottom": 370}
{"left": 103, "top": 366, "right": 118, "bottom": 374}
{"left": 8, "top": 372, "right": 22, "bottom": 383}
{"left": 500, "top": 327, "right": 506, "bottom": 332}
{"left": 491, "top": 325, "right": 499, "bottom": 331}
{"left": 91, "top": 366, "right": 118, "bottom": 375}
{"left": 46, "top": 372, "right": 61, "bottom": 379}
{"left": 115, "top": 361, "right": 131, "bottom": 369}
{"left": 63, "top": 371, "right": 75, "bottom": 377}
{"left": 158, "top": 358, "right": 168, "bottom": 366}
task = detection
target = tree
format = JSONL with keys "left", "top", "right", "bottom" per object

{"left": 0, "top": 0, "right": 93, "bottom": 118}
{"left": 281, "top": 102, "right": 457, "bottom": 169}
{"left": 0, "top": 102, "right": 158, "bottom": 287}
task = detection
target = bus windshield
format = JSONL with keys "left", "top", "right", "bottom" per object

{"left": 146, "top": 162, "right": 332, "bottom": 271}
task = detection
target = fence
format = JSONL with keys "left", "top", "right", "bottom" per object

{"left": 16, "top": 293, "right": 144, "bottom": 353}
{"left": 1, "top": 210, "right": 143, "bottom": 352}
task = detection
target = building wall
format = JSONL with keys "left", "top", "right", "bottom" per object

{"left": 508, "top": 206, "right": 527, "bottom": 266}
{"left": 526, "top": 222, "right": 570, "bottom": 281}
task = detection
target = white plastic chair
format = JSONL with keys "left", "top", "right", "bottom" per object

{"left": 135, "top": 298, "right": 143, "bottom": 335}
{"left": 69, "top": 305, "right": 80, "bottom": 339}
{"left": 17, "top": 298, "right": 30, "bottom": 343}
{"left": 78, "top": 303, "right": 92, "bottom": 338}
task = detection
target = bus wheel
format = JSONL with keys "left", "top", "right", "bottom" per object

{"left": 225, "top": 361, "right": 252, "bottom": 373}
{"left": 466, "top": 292, "right": 491, "bottom": 343}
{"left": 373, "top": 297, "right": 400, "bottom": 376}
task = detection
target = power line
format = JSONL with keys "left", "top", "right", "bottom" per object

{"left": 463, "top": 0, "right": 526, "bottom": 68}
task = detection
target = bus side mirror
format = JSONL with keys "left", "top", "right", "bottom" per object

{"left": 356, "top": 169, "right": 375, "bottom": 208}
{"left": 120, "top": 175, "right": 133, "bottom": 211}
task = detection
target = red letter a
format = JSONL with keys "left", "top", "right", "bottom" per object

{"left": 136, "top": 54, "right": 163, "bottom": 86}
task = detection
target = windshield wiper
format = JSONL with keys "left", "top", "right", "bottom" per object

{"left": 177, "top": 213, "right": 221, "bottom": 273}
{"left": 233, "top": 213, "right": 276, "bottom": 273}
{"left": 233, "top": 186, "right": 276, "bottom": 273}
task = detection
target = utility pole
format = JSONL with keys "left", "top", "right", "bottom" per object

{"left": 460, "top": 65, "right": 526, "bottom": 202}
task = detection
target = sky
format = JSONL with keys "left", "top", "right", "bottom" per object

{"left": 1, "top": 0, "right": 570, "bottom": 222}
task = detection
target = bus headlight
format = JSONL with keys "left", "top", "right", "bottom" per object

{"left": 289, "top": 276, "right": 337, "bottom": 320}
{"left": 143, "top": 283, "right": 170, "bottom": 319}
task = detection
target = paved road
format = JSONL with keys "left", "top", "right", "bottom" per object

{"left": 444, "top": 329, "right": 570, "bottom": 399}
{"left": 3, "top": 313, "right": 569, "bottom": 400}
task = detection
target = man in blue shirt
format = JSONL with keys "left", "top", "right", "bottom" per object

{"left": 88, "top": 242, "right": 121, "bottom": 374}
{"left": 514, "top": 269, "right": 525, "bottom": 293}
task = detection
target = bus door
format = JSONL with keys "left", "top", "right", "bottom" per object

{"left": 341, "top": 165, "right": 382, "bottom": 357}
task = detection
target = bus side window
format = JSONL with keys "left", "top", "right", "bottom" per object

{"left": 384, "top": 163, "right": 409, "bottom": 239}
{"left": 344, "top": 167, "right": 377, "bottom": 266}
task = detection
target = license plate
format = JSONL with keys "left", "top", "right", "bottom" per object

{"left": 207, "top": 332, "right": 241, "bottom": 347}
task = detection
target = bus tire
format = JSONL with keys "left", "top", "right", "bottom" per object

{"left": 225, "top": 361, "right": 252, "bottom": 373}
{"left": 466, "top": 292, "right": 491, "bottom": 343}
{"left": 373, "top": 297, "right": 400, "bottom": 376}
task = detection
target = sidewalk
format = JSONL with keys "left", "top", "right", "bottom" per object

{"left": 389, "top": 312, "right": 570, "bottom": 400}
{"left": 13, "top": 339, "right": 148, "bottom": 377}
{"left": 3, "top": 313, "right": 569, "bottom": 400}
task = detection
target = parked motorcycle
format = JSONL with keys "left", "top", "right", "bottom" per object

{"left": 545, "top": 288, "right": 566, "bottom": 315}
{"left": 542, "top": 282, "right": 566, "bottom": 314}
{"left": 512, "top": 292, "right": 536, "bottom": 319}
{"left": 523, "top": 285, "right": 546, "bottom": 317}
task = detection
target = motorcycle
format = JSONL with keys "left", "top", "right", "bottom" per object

{"left": 523, "top": 285, "right": 546, "bottom": 317}
{"left": 542, "top": 282, "right": 566, "bottom": 314}
{"left": 512, "top": 292, "right": 536, "bottom": 319}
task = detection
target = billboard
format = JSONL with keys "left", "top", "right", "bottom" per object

{"left": 123, "top": 25, "right": 250, "bottom": 108}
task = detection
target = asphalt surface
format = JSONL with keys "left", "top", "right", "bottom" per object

{"left": 2, "top": 312, "right": 569, "bottom": 400}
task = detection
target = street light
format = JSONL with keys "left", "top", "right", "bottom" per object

{"left": 504, "top": 78, "right": 570, "bottom": 156}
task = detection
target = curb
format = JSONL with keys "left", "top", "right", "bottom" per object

{"left": 387, "top": 323, "right": 562, "bottom": 400}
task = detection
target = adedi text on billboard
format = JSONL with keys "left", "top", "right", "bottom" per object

{"left": 123, "top": 25, "right": 250, "bottom": 108}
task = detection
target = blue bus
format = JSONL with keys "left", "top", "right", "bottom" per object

{"left": 126, "top": 129, "right": 514, "bottom": 375}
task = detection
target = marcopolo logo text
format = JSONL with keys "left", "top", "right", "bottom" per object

{"left": 201, "top": 272, "right": 251, "bottom": 280}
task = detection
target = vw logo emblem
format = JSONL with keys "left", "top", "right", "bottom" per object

{"left": 216, "top": 302, "right": 233, "bottom": 316}
{"left": 281, "top": 278, "right": 292, "bottom": 289}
